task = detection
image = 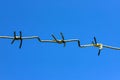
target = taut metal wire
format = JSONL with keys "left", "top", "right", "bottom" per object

{"left": 0, "top": 31, "right": 120, "bottom": 56}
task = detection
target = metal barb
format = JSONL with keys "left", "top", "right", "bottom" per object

{"left": 94, "top": 36, "right": 97, "bottom": 44}
{"left": 19, "top": 31, "right": 23, "bottom": 48}
{"left": 51, "top": 34, "right": 58, "bottom": 42}
{"left": 11, "top": 31, "right": 16, "bottom": 44}
{"left": 60, "top": 32, "right": 66, "bottom": 47}
{"left": 60, "top": 32, "right": 65, "bottom": 40}
{"left": 98, "top": 49, "right": 101, "bottom": 56}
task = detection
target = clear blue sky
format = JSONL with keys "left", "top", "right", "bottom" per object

{"left": 0, "top": 0, "right": 120, "bottom": 80}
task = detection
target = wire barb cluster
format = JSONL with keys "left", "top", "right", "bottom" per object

{"left": 0, "top": 31, "right": 120, "bottom": 56}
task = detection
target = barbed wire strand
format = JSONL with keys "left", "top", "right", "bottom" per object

{"left": 0, "top": 31, "right": 120, "bottom": 56}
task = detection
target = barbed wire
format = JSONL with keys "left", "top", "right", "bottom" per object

{"left": 0, "top": 31, "right": 120, "bottom": 56}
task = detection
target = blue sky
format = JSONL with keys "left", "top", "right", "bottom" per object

{"left": 0, "top": 0, "right": 120, "bottom": 80}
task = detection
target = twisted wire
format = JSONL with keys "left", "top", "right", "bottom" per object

{"left": 0, "top": 31, "right": 120, "bottom": 56}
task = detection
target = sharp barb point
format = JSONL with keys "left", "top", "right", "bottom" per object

{"left": 14, "top": 31, "right": 16, "bottom": 38}
{"left": 63, "top": 42, "right": 66, "bottom": 47}
{"left": 98, "top": 49, "right": 101, "bottom": 56}
{"left": 52, "top": 34, "right": 58, "bottom": 42}
{"left": 20, "top": 31, "right": 22, "bottom": 37}
{"left": 94, "top": 36, "right": 97, "bottom": 44}
{"left": 60, "top": 32, "right": 65, "bottom": 40}
{"left": 11, "top": 39, "right": 15, "bottom": 44}
{"left": 19, "top": 40, "right": 23, "bottom": 48}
